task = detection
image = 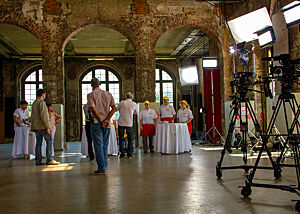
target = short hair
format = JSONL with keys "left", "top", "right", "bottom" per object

{"left": 20, "top": 100, "right": 28, "bottom": 105}
{"left": 37, "top": 89, "right": 46, "bottom": 97}
{"left": 91, "top": 78, "right": 101, "bottom": 87}
{"left": 126, "top": 92, "right": 133, "bottom": 99}
{"left": 46, "top": 103, "right": 52, "bottom": 108}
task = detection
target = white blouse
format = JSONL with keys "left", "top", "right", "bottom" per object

{"left": 140, "top": 109, "right": 158, "bottom": 124}
{"left": 177, "top": 108, "right": 193, "bottom": 123}
{"left": 159, "top": 104, "right": 176, "bottom": 118}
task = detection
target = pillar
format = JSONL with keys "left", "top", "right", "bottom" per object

{"left": 41, "top": 42, "right": 66, "bottom": 150}
{"left": 134, "top": 38, "right": 156, "bottom": 103}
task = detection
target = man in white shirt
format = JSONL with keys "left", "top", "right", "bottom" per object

{"left": 159, "top": 96, "right": 176, "bottom": 123}
{"left": 13, "top": 100, "right": 30, "bottom": 129}
{"left": 116, "top": 92, "right": 137, "bottom": 158}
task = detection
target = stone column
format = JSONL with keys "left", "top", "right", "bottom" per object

{"left": 134, "top": 38, "right": 156, "bottom": 103}
{"left": 41, "top": 42, "right": 66, "bottom": 150}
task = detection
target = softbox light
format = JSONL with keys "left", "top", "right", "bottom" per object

{"left": 203, "top": 58, "right": 218, "bottom": 68}
{"left": 227, "top": 7, "right": 273, "bottom": 44}
{"left": 255, "top": 26, "right": 276, "bottom": 47}
{"left": 281, "top": 1, "right": 300, "bottom": 28}
{"left": 179, "top": 65, "right": 199, "bottom": 86}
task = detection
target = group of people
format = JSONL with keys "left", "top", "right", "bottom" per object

{"left": 13, "top": 89, "right": 62, "bottom": 165}
{"left": 13, "top": 77, "right": 193, "bottom": 175}
{"left": 86, "top": 77, "right": 193, "bottom": 175}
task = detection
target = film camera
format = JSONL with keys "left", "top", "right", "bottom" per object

{"left": 262, "top": 54, "right": 300, "bottom": 96}
{"left": 230, "top": 72, "right": 254, "bottom": 97}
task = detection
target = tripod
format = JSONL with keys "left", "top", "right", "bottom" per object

{"left": 241, "top": 89, "right": 300, "bottom": 210}
{"left": 216, "top": 92, "right": 278, "bottom": 179}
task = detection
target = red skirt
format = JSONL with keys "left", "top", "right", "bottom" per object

{"left": 187, "top": 122, "right": 193, "bottom": 134}
{"left": 161, "top": 117, "right": 173, "bottom": 123}
{"left": 141, "top": 124, "right": 156, "bottom": 136}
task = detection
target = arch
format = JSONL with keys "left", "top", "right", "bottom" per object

{"left": 62, "top": 24, "right": 136, "bottom": 54}
{"left": 0, "top": 22, "right": 48, "bottom": 48}
{"left": 151, "top": 16, "right": 223, "bottom": 50}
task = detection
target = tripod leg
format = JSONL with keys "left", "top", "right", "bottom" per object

{"left": 216, "top": 106, "right": 239, "bottom": 179}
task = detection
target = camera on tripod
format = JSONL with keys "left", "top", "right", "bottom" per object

{"left": 230, "top": 72, "right": 254, "bottom": 96}
{"left": 262, "top": 54, "right": 300, "bottom": 97}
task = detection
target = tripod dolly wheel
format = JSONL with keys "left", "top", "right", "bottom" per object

{"left": 241, "top": 185, "right": 252, "bottom": 197}
{"left": 216, "top": 166, "right": 222, "bottom": 179}
{"left": 295, "top": 201, "right": 300, "bottom": 212}
{"left": 274, "top": 167, "right": 282, "bottom": 179}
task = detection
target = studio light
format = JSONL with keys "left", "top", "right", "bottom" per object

{"left": 227, "top": 7, "right": 273, "bottom": 44}
{"left": 179, "top": 65, "right": 199, "bottom": 86}
{"left": 202, "top": 58, "right": 218, "bottom": 68}
{"left": 255, "top": 26, "right": 276, "bottom": 47}
{"left": 229, "top": 46, "right": 236, "bottom": 54}
{"left": 281, "top": 1, "right": 300, "bottom": 28}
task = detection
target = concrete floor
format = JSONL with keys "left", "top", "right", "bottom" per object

{"left": 0, "top": 143, "right": 299, "bottom": 214}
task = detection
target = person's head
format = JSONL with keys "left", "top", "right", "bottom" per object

{"left": 144, "top": 100, "right": 150, "bottom": 110}
{"left": 91, "top": 78, "right": 101, "bottom": 89}
{"left": 47, "top": 103, "right": 52, "bottom": 111}
{"left": 126, "top": 92, "right": 133, "bottom": 100}
{"left": 163, "top": 97, "right": 169, "bottom": 105}
{"left": 20, "top": 100, "right": 28, "bottom": 110}
{"left": 180, "top": 100, "right": 188, "bottom": 109}
{"left": 37, "top": 89, "right": 46, "bottom": 100}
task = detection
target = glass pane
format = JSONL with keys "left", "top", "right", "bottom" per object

{"left": 162, "top": 71, "right": 172, "bottom": 81}
{"left": 25, "top": 71, "right": 36, "bottom": 82}
{"left": 24, "top": 84, "right": 36, "bottom": 105}
{"left": 38, "top": 69, "right": 43, "bottom": 81}
{"left": 109, "top": 84, "right": 120, "bottom": 104}
{"left": 100, "top": 84, "right": 106, "bottom": 91}
{"left": 108, "top": 71, "right": 118, "bottom": 81}
{"left": 156, "top": 83, "right": 160, "bottom": 103}
{"left": 82, "top": 105, "right": 86, "bottom": 126}
{"left": 155, "top": 69, "right": 160, "bottom": 81}
{"left": 82, "top": 71, "right": 93, "bottom": 82}
{"left": 39, "top": 84, "right": 43, "bottom": 89}
{"left": 95, "top": 69, "right": 106, "bottom": 82}
{"left": 162, "top": 83, "right": 173, "bottom": 103}
{"left": 81, "top": 84, "right": 92, "bottom": 105}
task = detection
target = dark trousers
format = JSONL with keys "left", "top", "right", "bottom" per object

{"left": 85, "top": 121, "right": 94, "bottom": 160}
{"left": 118, "top": 126, "right": 133, "bottom": 157}
{"left": 143, "top": 136, "right": 154, "bottom": 152}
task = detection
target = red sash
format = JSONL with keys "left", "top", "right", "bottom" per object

{"left": 141, "top": 124, "right": 156, "bottom": 136}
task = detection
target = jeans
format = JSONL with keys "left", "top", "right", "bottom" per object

{"left": 35, "top": 129, "right": 53, "bottom": 164}
{"left": 118, "top": 126, "right": 133, "bottom": 157}
{"left": 90, "top": 123, "right": 110, "bottom": 172}
{"left": 85, "top": 121, "right": 94, "bottom": 160}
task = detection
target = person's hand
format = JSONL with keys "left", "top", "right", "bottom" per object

{"left": 102, "top": 120, "right": 109, "bottom": 128}
{"left": 140, "top": 127, "right": 143, "bottom": 132}
{"left": 47, "top": 128, "right": 51, "bottom": 135}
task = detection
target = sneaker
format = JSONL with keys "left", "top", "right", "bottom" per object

{"left": 94, "top": 170, "right": 106, "bottom": 175}
{"left": 119, "top": 155, "right": 125, "bottom": 159}
{"left": 47, "top": 160, "right": 60, "bottom": 165}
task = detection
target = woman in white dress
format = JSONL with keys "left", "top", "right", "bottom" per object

{"left": 47, "top": 104, "right": 62, "bottom": 139}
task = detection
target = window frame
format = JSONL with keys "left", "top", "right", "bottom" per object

{"left": 155, "top": 65, "right": 176, "bottom": 108}
{"left": 21, "top": 65, "right": 43, "bottom": 104}
{"left": 79, "top": 65, "right": 122, "bottom": 127}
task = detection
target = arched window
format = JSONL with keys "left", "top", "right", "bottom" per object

{"left": 21, "top": 66, "right": 43, "bottom": 113}
{"left": 80, "top": 66, "right": 121, "bottom": 125}
{"left": 155, "top": 66, "right": 176, "bottom": 106}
